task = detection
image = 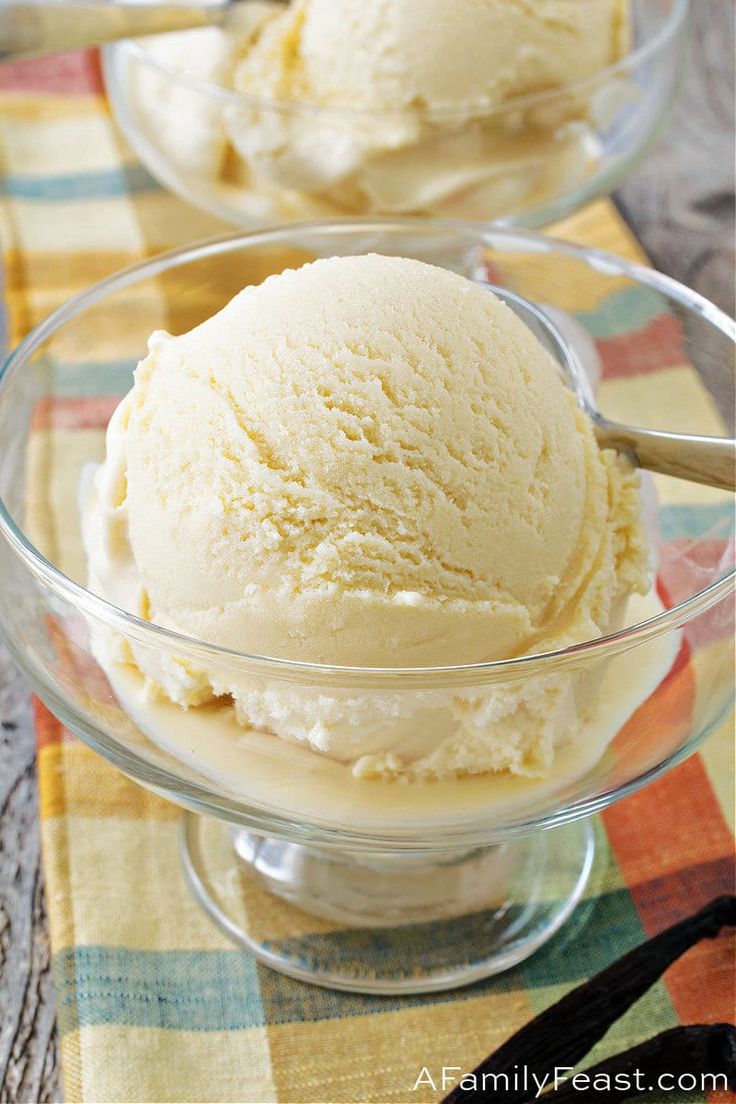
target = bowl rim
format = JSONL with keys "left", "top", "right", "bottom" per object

{"left": 109, "top": 0, "right": 690, "bottom": 120}
{"left": 0, "top": 215, "right": 733, "bottom": 690}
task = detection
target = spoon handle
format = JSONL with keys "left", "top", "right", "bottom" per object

{"left": 594, "top": 419, "right": 736, "bottom": 492}
{"left": 0, "top": 0, "right": 230, "bottom": 60}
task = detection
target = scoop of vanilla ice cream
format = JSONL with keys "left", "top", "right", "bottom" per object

{"left": 125, "top": 0, "right": 630, "bottom": 220}
{"left": 105, "top": 255, "right": 638, "bottom": 663}
{"left": 240, "top": 0, "right": 628, "bottom": 111}
{"left": 228, "top": 0, "right": 629, "bottom": 206}
{"left": 82, "top": 254, "right": 649, "bottom": 779}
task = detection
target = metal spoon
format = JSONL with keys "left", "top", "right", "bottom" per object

{"left": 0, "top": 0, "right": 282, "bottom": 60}
{"left": 493, "top": 285, "right": 736, "bottom": 493}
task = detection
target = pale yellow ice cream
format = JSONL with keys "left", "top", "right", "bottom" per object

{"left": 121, "top": 0, "right": 630, "bottom": 222}
{"left": 82, "top": 254, "right": 648, "bottom": 780}
{"left": 259, "top": 0, "right": 629, "bottom": 109}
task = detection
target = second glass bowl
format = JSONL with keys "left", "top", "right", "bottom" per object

{"left": 104, "top": 0, "right": 688, "bottom": 229}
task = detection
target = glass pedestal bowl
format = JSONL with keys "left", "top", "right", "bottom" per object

{"left": 103, "top": 0, "right": 688, "bottom": 230}
{"left": 0, "top": 220, "right": 733, "bottom": 994}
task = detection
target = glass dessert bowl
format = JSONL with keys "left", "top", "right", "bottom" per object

{"left": 103, "top": 0, "right": 688, "bottom": 230}
{"left": 0, "top": 219, "right": 733, "bottom": 994}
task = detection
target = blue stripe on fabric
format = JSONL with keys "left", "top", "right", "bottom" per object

{"left": 52, "top": 888, "right": 645, "bottom": 1033}
{"left": 575, "top": 286, "right": 669, "bottom": 338}
{"left": 55, "top": 946, "right": 265, "bottom": 1033}
{"left": 51, "top": 359, "right": 137, "bottom": 396}
{"left": 519, "top": 881, "right": 646, "bottom": 992}
{"left": 53, "top": 868, "right": 733, "bottom": 1033}
{"left": 658, "top": 502, "right": 734, "bottom": 542}
{"left": 0, "top": 164, "right": 160, "bottom": 201}
{"left": 255, "top": 886, "right": 648, "bottom": 1027}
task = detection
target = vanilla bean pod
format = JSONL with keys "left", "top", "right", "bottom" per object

{"left": 538, "top": 1023, "right": 736, "bottom": 1103}
{"left": 443, "top": 895, "right": 736, "bottom": 1104}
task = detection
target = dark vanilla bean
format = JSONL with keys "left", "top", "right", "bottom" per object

{"left": 538, "top": 1023, "right": 736, "bottom": 1103}
{"left": 443, "top": 895, "right": 736, "bottom": 1104}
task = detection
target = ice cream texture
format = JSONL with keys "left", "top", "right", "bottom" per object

{"left": 233, "top": 0, "right": 628, "bottom": 113}
{"left": 125, "top": 0, "right": 630, "bottom": 220}
{"left": 82, "top": 254, "right": 649, "bottom": 780}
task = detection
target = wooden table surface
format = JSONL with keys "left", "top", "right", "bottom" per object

{"left": 0, "top": 3, "right": 734, "bottom": 1099}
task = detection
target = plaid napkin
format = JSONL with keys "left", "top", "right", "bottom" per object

{"left": 1, "top": 49, "right": 734, "bottom": 1104}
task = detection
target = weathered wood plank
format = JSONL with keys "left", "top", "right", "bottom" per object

{"left": 618, "top": 0, "right": 736, "bottom": 321}
{"left": 0, "top": 648, "right": 60, "bottom": 1103}
{"left": 618, "top": 0, "right": 735, "bottom": 428}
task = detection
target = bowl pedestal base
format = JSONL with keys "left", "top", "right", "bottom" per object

{"left": 180, "top": 812, "right": 598, "bottom": 994}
